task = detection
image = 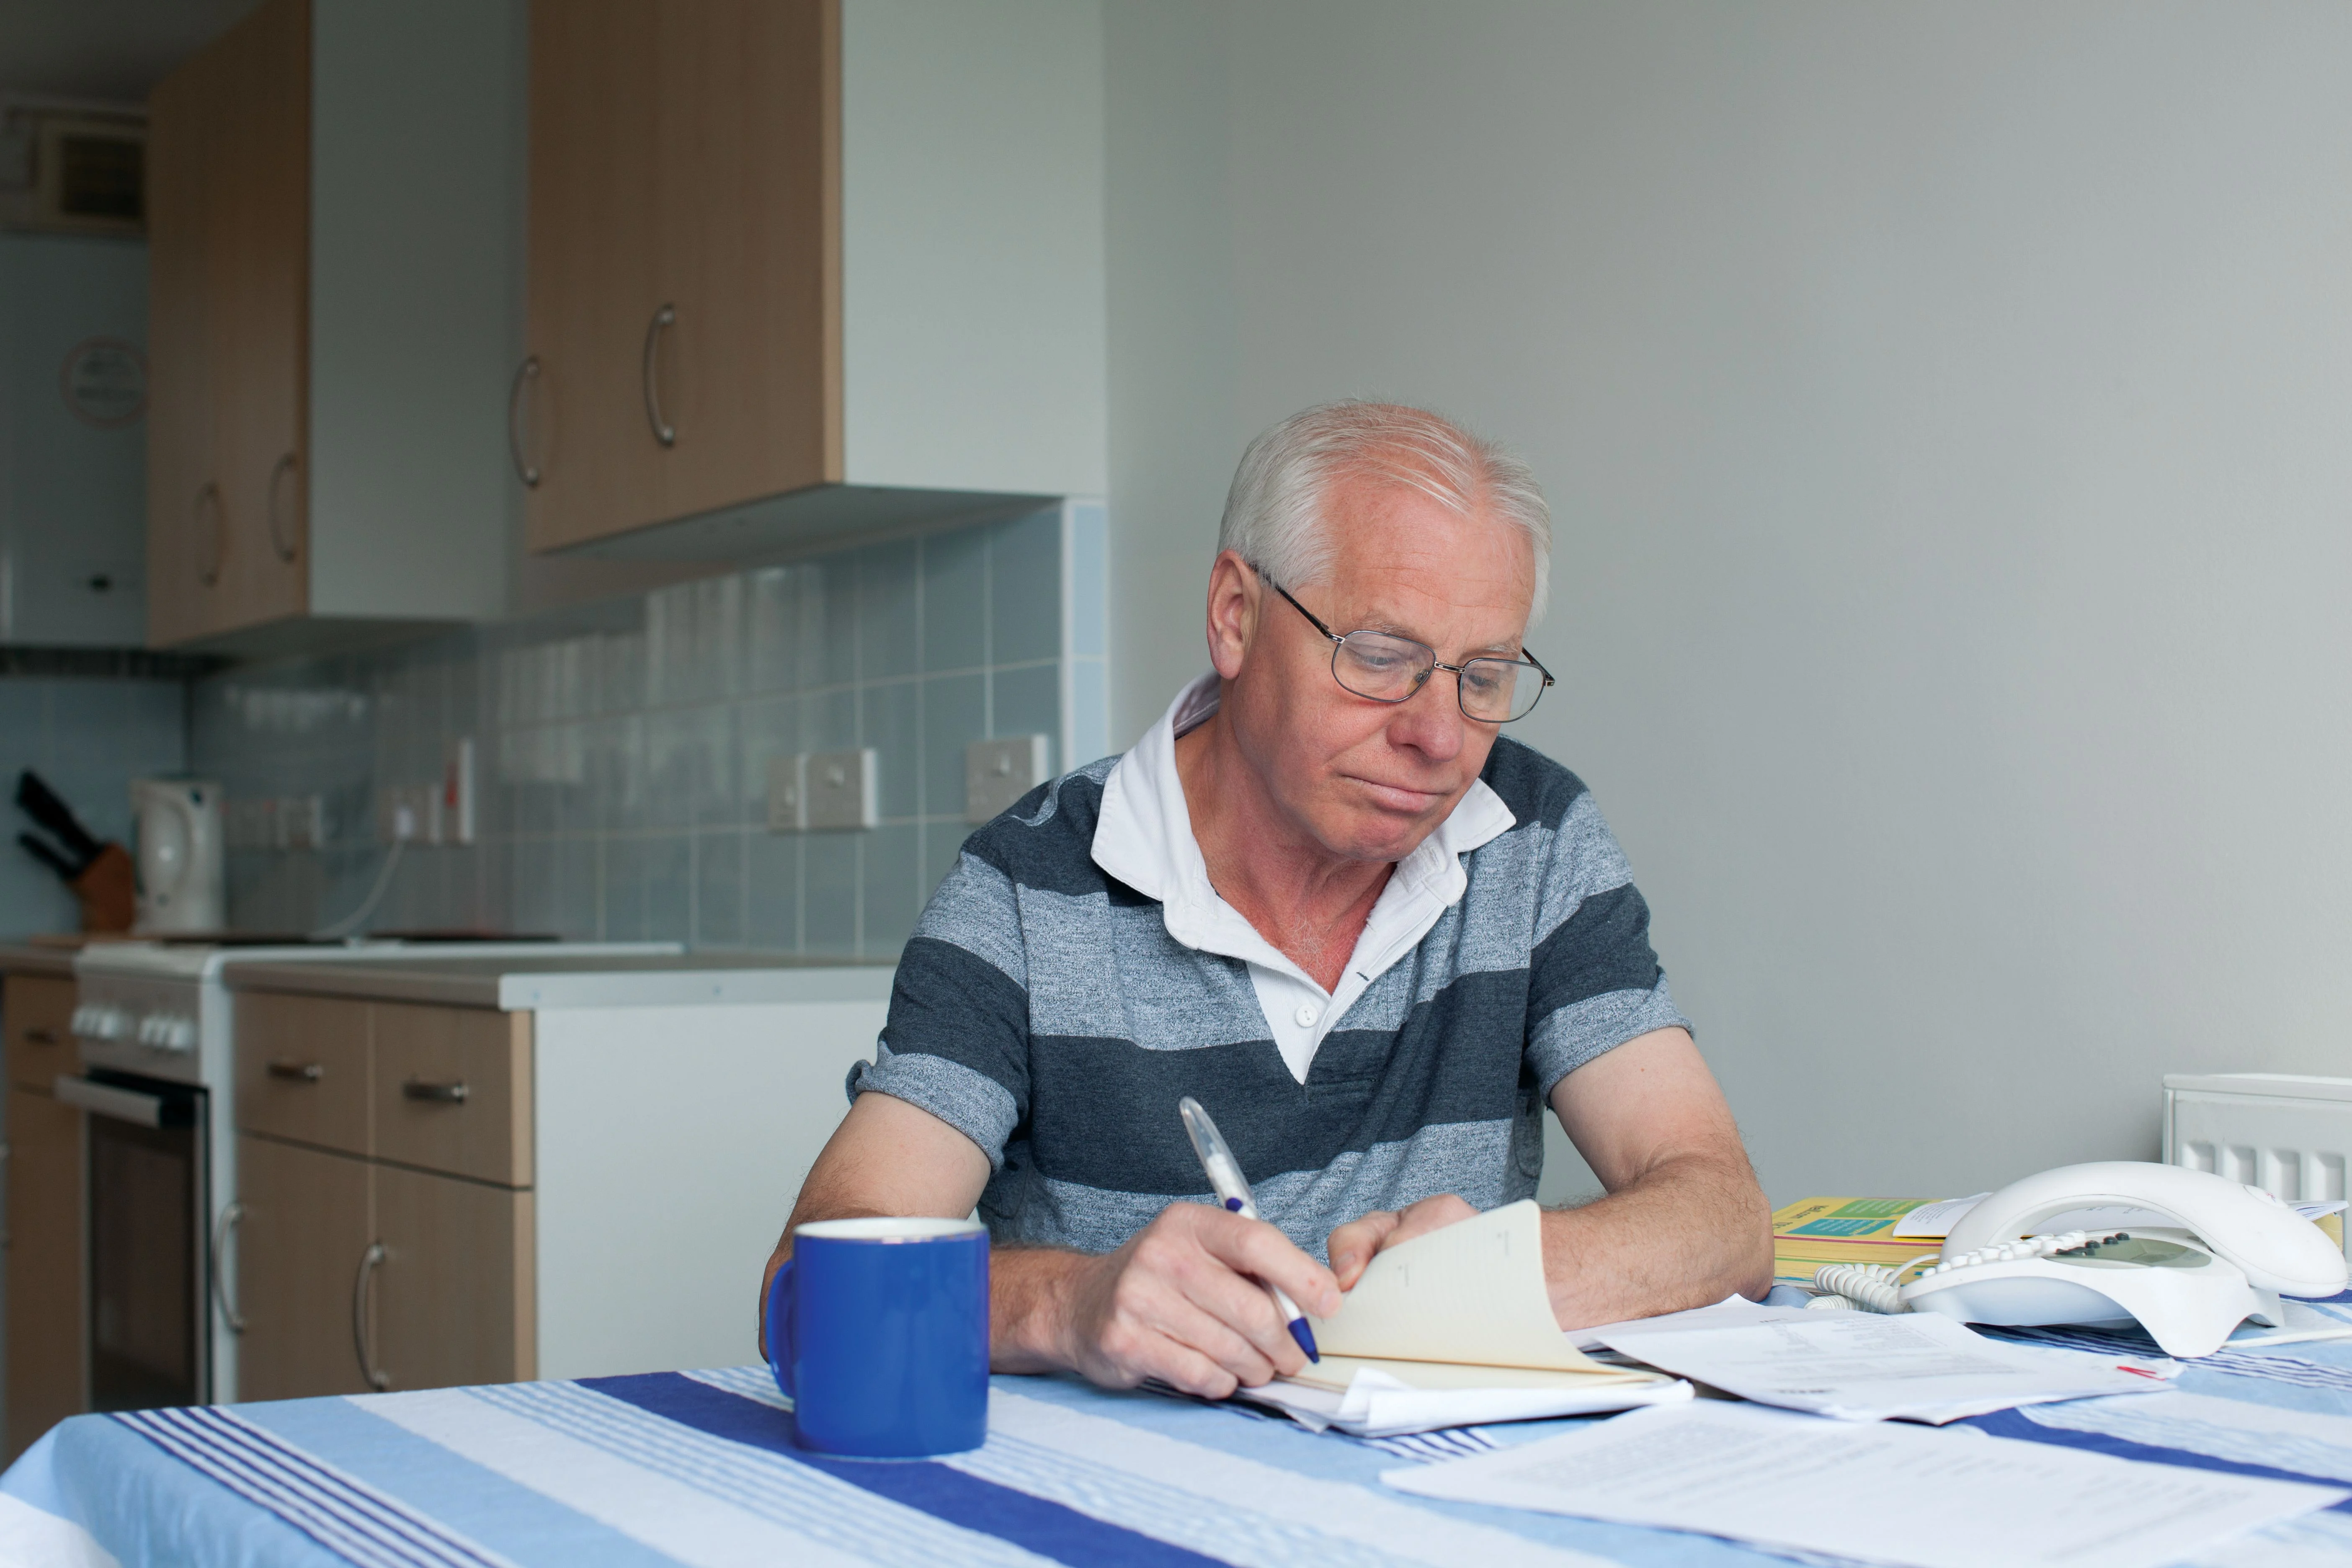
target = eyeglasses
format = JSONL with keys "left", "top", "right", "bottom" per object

{"left": 1260, "top": 571, "right": 1554, "bottom": 724}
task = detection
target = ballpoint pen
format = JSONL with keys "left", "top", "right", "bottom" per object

{"left": 1177, "top": 1094, "right": 1320, "bottom": 1363}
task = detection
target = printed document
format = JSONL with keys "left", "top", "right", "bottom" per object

{"left": 1596, "top": 1309, "right": 2161, "bottom": 1422}
{"left": 1380, "top": 1400, "right": 2347, "bottom": 1568}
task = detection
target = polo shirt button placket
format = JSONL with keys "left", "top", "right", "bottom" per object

{"left": 1294, "top": 1003, "right": 1320, "bottom": 1029}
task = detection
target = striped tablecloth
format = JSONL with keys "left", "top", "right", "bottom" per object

{"left": 15, "top": 1336, "right": 2352, "bottom": 1567}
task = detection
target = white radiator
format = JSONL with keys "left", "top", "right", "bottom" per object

{"left": 2163, "top": 1073, "right": 2352, "bottom": 1258}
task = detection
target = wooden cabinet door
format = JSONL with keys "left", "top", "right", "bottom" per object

{"left": 144, "top": 35, "right": 222, "bottom": 647}
{"left": 235, "top": 1134, "right": 374, "bottom": 1401}
{"left": 5, "top": 1088, "right": 85, "bottom": 1463}
{"left": 652, "top": 0, "right": 839, "bottom": 524}
{"left": 4, "top": 975, "right": 77, "bottom": 1093}
{"left": 524, "top": 0, "right": 665, "bottom": 552}
{"left": 205, "top": 0, "right": 310, "bottom": 636}
{"left": 374, "top": 1163, "right": 534, "bottom": 1390}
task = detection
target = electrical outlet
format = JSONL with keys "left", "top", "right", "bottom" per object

{"left": 965, "top": 735, "right": 1052, "bottom": 823}
{"left": 377, "top": 784, "right": 435, "bottom": 845}
{"left": 766, "top": 754, "right": 805, "bottom": 831}
{"left": 802, "top": 748, "right": 878, "bottom": 831}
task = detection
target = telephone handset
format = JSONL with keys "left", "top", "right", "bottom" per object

{"left": 1816, "top": 1161, "right": 2349, "bottom": 1358}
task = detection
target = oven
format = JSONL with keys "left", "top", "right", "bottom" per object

{"left": 53, "top": 1069, "right": 209, "bottom": 1410}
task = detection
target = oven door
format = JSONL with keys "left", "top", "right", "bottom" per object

{"left": 54, "top": 1070, "right": 209, "bottom": 1408}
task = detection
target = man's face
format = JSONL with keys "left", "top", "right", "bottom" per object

{"left": 1223, "top": 478, "right": 1538, "bottom": 864}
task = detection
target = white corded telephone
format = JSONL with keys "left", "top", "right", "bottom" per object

{"left": 1810, "top": 1161, "right": 2349, "bottom": 1357}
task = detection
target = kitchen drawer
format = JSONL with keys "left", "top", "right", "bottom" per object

{"left": 5, "top": 974, "right": 76, "bottom": 1093}
{"left": 373, "top": 1003, "right": 531, "bottom": 1187}
{"left": 236, "top": 992, "right": 370, "bottom": 1155}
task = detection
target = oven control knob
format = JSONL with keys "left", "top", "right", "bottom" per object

{"left": 159, "top": 1016, "right": 199, "bottom": 1053}
{"left": 137, "top": 1014, "right": 160, "bottom": 1045}
{"left": 80, "top": 1005, "right": 131, "bottom": 1042}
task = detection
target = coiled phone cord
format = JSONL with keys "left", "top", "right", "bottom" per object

{"left": 1810, "top": 1256, "right": 1940, "bottom": 1313}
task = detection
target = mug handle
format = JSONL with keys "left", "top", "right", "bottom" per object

{"left": 764, "top": 1260, "right": 797, "bottom": 1401}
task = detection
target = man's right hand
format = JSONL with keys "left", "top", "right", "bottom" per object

{"left": 1026, "top": 1202, "right": 1342, "bottom": 1398}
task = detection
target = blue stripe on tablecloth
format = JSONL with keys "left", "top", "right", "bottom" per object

{"left": 583, "top": 1372, "right": 1231, "bottom": 1568}
{"left": 239, "top": 1394, "right": 683, "bottom": 1568}
{"left": 115, "top": 1406, "right": 511, "bottom": 1567}
{"left": 1962, "top": 1407, "right": 2352, "bottom": 1509}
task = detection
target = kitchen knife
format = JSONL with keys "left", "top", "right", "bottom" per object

{"left": 15, "top": 770, "right": 102, "bottom": 871}
{"left": 17, "top": 830, "right": 81, "bottom": 884}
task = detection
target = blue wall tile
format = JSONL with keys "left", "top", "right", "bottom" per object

{"left": 989, "top": 507, "right": 1062, "bottom": 665}
{"left": 856, "top": 542, "right": 921, "bottom": 682}
{"left": 861, "top": 679, "right": 920, "bottom": 820}
{"left": 921, "top": 529, "right": 988, "bottom": 673}
{"left": 861, "top": 823, "right": 921, "bottom": 959}
{"left": 920, "top": 673, "right": 986, "bottom": 818}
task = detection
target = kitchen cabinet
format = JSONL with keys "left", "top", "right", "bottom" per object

{"left": 233, "top": 1134, "right": 371, "bottom": 1401}
{"left": 144, "top": 0, "right": 518, "bottom": 654}
{"left": 4, "top": 971, "right": 84, "bottom": 1463}
{"left": 520, "top": 0, "right": 1106, "bottom": 560}
{"left": 226, "top": 955, "right": 890, "bottom": 1397}
{"left": 234, "top": 996, "right": 539, "bottom": 1394}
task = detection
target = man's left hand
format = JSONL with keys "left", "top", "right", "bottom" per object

{"left": 1326, "top": 1193, "right": 1478, "bottom": 1291}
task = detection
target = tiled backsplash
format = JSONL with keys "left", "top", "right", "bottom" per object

{"left": 0, "top": 676, "right": 186, "bottom": 939}
{"left": 195, "top": 502, "right": 1107, "bottom": 956}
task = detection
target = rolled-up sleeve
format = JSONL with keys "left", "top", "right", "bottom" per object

{"left": 1522, "top": 793, "right": 1691, "bottom": 1098}
{"left": 847, "top": 850, "right": 1031, "bottom": 1168}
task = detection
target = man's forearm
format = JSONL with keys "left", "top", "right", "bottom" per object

{"left": 1539, "top": 1150, "right": 1774, "bottom": 1329}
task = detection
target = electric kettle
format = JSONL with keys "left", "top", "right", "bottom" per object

{"left": 132, "top": 777, "right": 224, "bottom": 934}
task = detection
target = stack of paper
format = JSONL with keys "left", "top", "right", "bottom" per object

{"left": 1595, "top": 1308, "right": 2166, "bottom": 1422}
{"left": 1233, "top": 1200, "right": 1684, "bottom": 1437}
{"left": 1381, "top": 1400, "right": 2347, "bottom": 1568}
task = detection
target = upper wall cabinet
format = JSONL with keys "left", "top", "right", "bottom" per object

{"left": 147, "top": 0, "right": 518, "bottom": 655}
{"left": 518, "top": 0, "right": 1107, "bottom": 561}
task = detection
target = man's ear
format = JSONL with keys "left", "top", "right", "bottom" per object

{"left": 1203, "top": 550, "right": 1259, "bottom": 680}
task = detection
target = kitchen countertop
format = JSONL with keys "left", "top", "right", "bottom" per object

{"left": 222, "top": 949, "right": 895, "bottom": 1011}
{"left": 0, "top": 941, "right": 87, "bottom": 979}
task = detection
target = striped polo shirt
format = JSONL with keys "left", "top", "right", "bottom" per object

{"left": 849, "top": 676, "right": 1690, "bottom": 1261}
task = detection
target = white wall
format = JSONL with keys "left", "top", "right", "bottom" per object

{"left": 1104, "top": 2, "right": 2352, "bottom": 1203}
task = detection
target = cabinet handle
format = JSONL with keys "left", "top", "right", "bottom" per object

{"left": 266, "top": 1060, "right": 325, "bottom": 1083}
{"left": 641, "top": 303, "right": 677, "bottom": 447}
{"left": 193, "top": 481, "right": 226, "bottom": 586}
{"left": 353, "top": 1240, "right": 389, "bottom": 1390}
{"left": 402, "top": 1079, "right": 469, "bottom": 1104}
{"left": 210, "top": 1201, "right": 247, "bottom": 1333}
{"left": 508, "top": 356, "right": 543, "bottom": 486}
{"left": 23, "top": 1027, "right": 59, "bottom": 1045}
{"left": 266, "top": 453, "right": 300, "bottom": 563}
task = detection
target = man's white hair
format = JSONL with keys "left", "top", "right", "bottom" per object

{"left": 1217, "top": 401, "right": 1551, "bottom": 629}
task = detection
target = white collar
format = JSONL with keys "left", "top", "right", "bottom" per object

{"left": 1092, "top": 673, "right": 1516, "bottom": 952}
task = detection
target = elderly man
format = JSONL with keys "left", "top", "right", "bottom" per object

{"left": 763, "top": 401, "right": 1772, "bottom": 1396}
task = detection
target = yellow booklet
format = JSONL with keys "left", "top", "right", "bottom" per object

{"left": 1770, "top": 1195, "right": 1940, "bottom": 1287}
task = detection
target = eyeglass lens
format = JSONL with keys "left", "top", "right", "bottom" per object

{"left": 1333, "top": 632, "right": 1543, "bottom": 722}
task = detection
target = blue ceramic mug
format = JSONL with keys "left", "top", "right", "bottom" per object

{"left": 765, "top": 1216, "right": 990, "bottom": 1458}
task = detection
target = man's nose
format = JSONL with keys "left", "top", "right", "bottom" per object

{"left": 1387, "top": 675, "right": 1467, "bottom": 761}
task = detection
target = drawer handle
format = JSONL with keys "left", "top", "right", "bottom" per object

{"left": 508, "top": 356, "right": 543, "bottom": 486}
{"left": 403, "top": 1080, "right": 469, "bottom": 1104}
{"left": 211, "top": 1201, "right": 247, "bottom": 1333}
{"left": 353, "top": 1241, "right": 389, "bottom": 1390}
{"left": 267, "top": 1061, "right": 325, "bottom": 1083}
{"left": 642, "top": 303, "right": 677, "bottom": 446}
{"left": 23, "top": 1027, "right": 59, "bottom": 1045}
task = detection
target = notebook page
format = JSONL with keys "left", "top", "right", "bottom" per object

{"left": 1307, "top": 1199, "right": 1607, "bottom": 1372}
